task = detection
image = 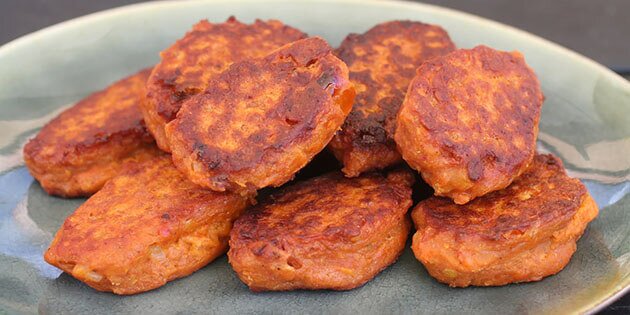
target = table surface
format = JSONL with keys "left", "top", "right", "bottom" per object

{"left": 0, "top": 0, "right": 628, "bottom": 313}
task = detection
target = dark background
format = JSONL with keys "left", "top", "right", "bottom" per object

{"left": 0, "top": 0, "right": 628, "bottom": 313}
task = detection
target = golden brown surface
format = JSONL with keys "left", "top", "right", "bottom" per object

{"left": 329, "top": 20, "right": 455, "bottom": 177}
{"left": 143, "top": 17, "right": 306, "bottom": 151}
{"left": 166, "top": 37, "right": 355, "bottom": 194}
{"left": 228, "top": 169, "right": 414, "bottom": 291}
{"left": 410, "top": 154, "right": 599, "bottom": 287}
{"left": 44, "top": 152, "right": 251, "bottom": 295}
{"left": 23, "top": 68, "right": 155, "bottom": 197}
{"left": 395, "top": 45, "right": 544, "bottom": 204}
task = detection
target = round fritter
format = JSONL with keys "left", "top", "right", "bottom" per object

{"left": 44, "top": 151, "right": 251, "bottom": 295}
{"left": 166, "top": 37, "right": 355, "bottom": 194}
{"left": 329, "top": 20, "right": 455, "bottom": 177}
{"left": 23, "top": 68, "right": 155, "bottom": 197}
{"left": 143, "top": 17, "right": 306, "bottom": 151}
{"left": 395, "top": 45, "right": 544, "bottom": 204}
{"left": 410, "top": 154, "right": 598, "bottom": 287}
{"left": 228, "top": 169, "right": 414, "bottom": 291}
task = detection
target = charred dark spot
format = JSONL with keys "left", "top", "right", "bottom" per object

{"left": 285, "top": 118, "right": 299, "bottom": 125}
{"left": 305, "top": 58, "right": 318, "bottom": 67}
{"left": 253, "top": 244, "right": 267, "bottom": 256}
{"left": 192, "top": 142, "right": 223, "bottom": 170}
{"left": 193, "top": 142, "right": 207, "bottom": 156}
{"left": 467, "top": 158, "right": 483, "bottom": 181}
{"left": 160, "top": 69, "right": 181, "bottom": 86}
{"left": 286, "top": 256, "right": 303, "bottom": 269}
{"left": 317, "top": 70, "right": 337, "bottom": 92}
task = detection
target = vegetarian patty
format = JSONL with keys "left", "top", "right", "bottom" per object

{"left": 410, "top": 154, "right": 598, "bottom": 287}
{"left": 23, "top": 68, "right": 155, "bottom": 197}
{"left": 166, "top": 37, "right": 355, "bottom": 194}
{"left": 395, "top": 45, "right": 544, "bottom": 204}
{"left": 44, "top": 151, "right": 251, "bottom": 295}
{"left": 143, "top": 17, "right": 306, "bottom": 151}
{"left": 329, "top": 20, "right": 455, "bottom": 177}
{"left": 228, "top": 169, "right": 414, "bottom": 291}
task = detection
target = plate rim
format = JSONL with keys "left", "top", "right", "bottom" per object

{"left": 0, "top": 0, "right": 627, "bottom": 313}
{"left": 1, "top": 0, "right": 629, "bottom": 91}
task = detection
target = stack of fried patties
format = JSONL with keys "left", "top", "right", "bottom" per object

{"left": 24, "top": 17, "right": 597, "bottom": 295}
{"left": 395, "top": 45, "right": 599, "bottom": 287}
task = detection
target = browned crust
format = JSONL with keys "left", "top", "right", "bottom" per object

{"left": 44, "top": 152, "right": 251, "bottom": 295}
{"left": 395, "top": 45, "right": 544, "bottom": 204}
{"left": 166, "top": 37, "right": 355, "bottom": 194}
{"left": 410, "top": 154, "right": 599, "bottom": 287}
{"left": 23, "top": 68, "right": 155, "bottom": 197}
{"left": 143, "top": 17, "right": 306, "bottom": 151}
{"left": 329, "top": 20, "right": 455, "bottom": 177}
{"left": 228, "top": 169, "right": 414, "bottom": 291}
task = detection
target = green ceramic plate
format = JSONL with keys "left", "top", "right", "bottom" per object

{"left": 0, "top": 0, "right": 628, "bottom": 314}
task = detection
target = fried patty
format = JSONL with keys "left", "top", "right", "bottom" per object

{"left": 23, "top": 68, "right": 155, "bottom": 197}
{"left": 410, "top": 154, "right": 598, "bottom": 287}
{"left": 44, "top": 151, "right": 251, "bottom": 295}
{"left": 143, "top": 17, "right": 306, "bottom": 151}
{"left": 166, "top": 37, "right": 355, "bottom": 194}
{"left": 395, "top": 45, "right": 544, "bottom": 204}
{"left": 329, "top": 21, "right": 455, "bottom": 177}
{"left": 228, "top": 169, "right": 414, "bottom": 291}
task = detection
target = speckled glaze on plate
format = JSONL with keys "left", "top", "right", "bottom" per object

{"left": 0, "top": 1, "right": 628, "bottom": 314}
